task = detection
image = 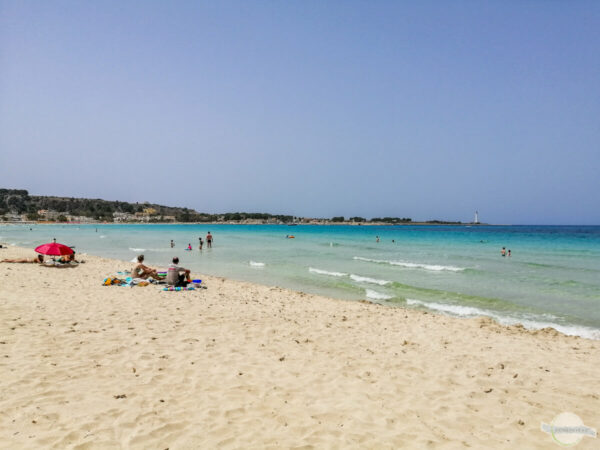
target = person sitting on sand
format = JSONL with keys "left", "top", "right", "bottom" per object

{"left": 1, "top": 254, "right": 44, "bottom": 263}
{"left": 133, "top": 254, "right": 161, "bottom": 280}
{"left": 167, "top": 257, "right": 191, "bottom": 287}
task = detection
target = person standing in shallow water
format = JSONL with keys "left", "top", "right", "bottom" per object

{"left": 206, "top": 232, "right": 213, "bottom": 248}
{"left": 170, "top": 240, "right": 174, "bottom": 248}
{"left": 501, "top": 247, "right": 506, "bottom": 257}
{"left": 198, "top": 237, "right": 203, "bottom": 250}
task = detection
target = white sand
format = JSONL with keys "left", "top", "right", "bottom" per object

{"left": 0, "top": 246, "right": 598, "bottom": 448}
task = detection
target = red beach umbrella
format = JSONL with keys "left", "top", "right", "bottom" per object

{"left": 34, "top": 242, "right": 74, "bottom": 256}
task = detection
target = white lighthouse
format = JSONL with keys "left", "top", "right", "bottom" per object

{"left": 474, "top": 211, "right": 480, "bottom": 224}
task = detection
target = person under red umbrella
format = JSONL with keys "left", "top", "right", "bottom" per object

{"left": 34, "top": 240, "right": 74, "bottom": 257}
{"left": 36, "top": 240, "right": 82, "bottom": 264}
{"left": 1, "top": 240, "right": 77, "bottom": 264}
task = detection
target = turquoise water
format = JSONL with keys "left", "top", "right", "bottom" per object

{"left": 2, "top": 224, "right": 600, "bottom": 339}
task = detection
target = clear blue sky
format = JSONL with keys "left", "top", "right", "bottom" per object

{"left": 1, "top": 1, "right": 599, "bottom": 224}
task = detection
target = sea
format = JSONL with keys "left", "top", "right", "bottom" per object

{"left": 2, "top": 224, "right": 600, "bottom": 339}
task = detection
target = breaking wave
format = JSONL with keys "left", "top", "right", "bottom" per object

{"left": 349, "top": 274, "right": 391, "bottom": 286}
{"left": 309, "top": 267, "right": 347, "bottom": 277}
{"left": 366, "top": 289, "right": 393, "bottom": 300}
{"left": 353, "top": 256, "right": 464, "bottom": 272}
{"left": 309, "top": 268, "right": 392, "bottom": 287}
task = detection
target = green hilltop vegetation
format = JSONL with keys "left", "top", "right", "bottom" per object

{"left": 0, "top": 189, "right": 294, "bottom": 223}
{"left": 0, "top": 189, "right": 465, "bottom": 224}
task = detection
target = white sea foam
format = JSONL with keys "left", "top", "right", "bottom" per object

{"left": 309, "top": 268, "right": 392, "bottom": 286}
{"left": 249, "top": 261, "right": 265, "bottom": 267}
{"left": 99, "top": 235, "right": 106, "bottom": 239}
{"left": 406, "top": 299, "right": 486, "bottom": 316}
{"left": 405, "top": 299, "right": 600, "bottom": 340}
{"left": 130, "top": 257, "right": 138, "bottom": 263}
{"left": 354, "top": 256, "right": 464, "bottom": 272}
{"left": 349, "top": 274, "right": 391, "bottom": 286}
{"left": 129, "top": 248, "right": 146, "bottom": 252}
{"left": 365, "top": 289, "right": 393, "bottom": 300}
{"left": 309, "top": 267, "right": 347, "bottom": 277}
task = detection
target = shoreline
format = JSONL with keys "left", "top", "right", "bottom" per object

{"left": 2, "top": 221, "right": 498, "bottom": 226}
{"left": 1, "top": 244, "right": 598, "bottom": 341}
{"left": 1, "top": 246, "right": 598, "bottom": 447}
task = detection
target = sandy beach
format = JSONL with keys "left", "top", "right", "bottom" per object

{"left": 0, "top": 246, "right": 598, "bottom": 449}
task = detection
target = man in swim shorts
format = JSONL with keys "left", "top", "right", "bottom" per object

{"left": 206, "top": 232, "right": 213, "bottom": 248}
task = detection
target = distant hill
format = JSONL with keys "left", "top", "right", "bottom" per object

{"left": 0, "top": 189, "right": 294, "bottom": 223}
{"left": 1, "top": 188, "right": 467, "bottom": 225}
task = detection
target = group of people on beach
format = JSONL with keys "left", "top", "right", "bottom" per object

{"left": 139, "top": 233, "right": 214, "bottom": 286}
{"left": 133, "top": 254, "right": 191, "bottom": 287}
{"left": 1, "top": 252, "right": 80, "bottom": 265}
{"left": 171, "top": 232, "right": 213, "bottom": 251}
